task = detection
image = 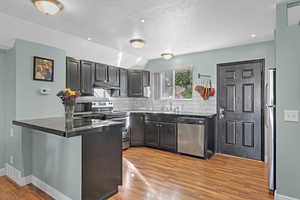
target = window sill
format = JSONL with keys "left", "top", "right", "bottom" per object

{"left": 160, "top": 98, "right": 193, "bottom": 101}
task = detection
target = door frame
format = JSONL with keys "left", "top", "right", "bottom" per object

{"left": 216, "top": 59, "right": 265, "bottom": 161}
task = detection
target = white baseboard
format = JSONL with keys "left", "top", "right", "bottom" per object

{"left": 30, "top": 176, "right": 72, "bottom": 200}
{"left": 5, "top": 163, "right": 27, "bottom": 186}
{"left": 4, "top": 163, "right": 72, "bottom": 200}
{"left": 0, "top": 168, "right": 5, "bottom": 176}
{"left": 275, "top": 191, "right": 300, "bottom": 200}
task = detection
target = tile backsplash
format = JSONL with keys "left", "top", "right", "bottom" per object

{"left": 111, "top": 96, "right": 216, "bottom": 114}
{"left": 95, "top": 83, "right": 217, "bottom": 114}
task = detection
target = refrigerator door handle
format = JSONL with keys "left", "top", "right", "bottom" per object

{"left": 265, "top": 108, "right": 269, "bottom": 128}
{"left": 265, "top": 82, "right": 269, "bottom": 106}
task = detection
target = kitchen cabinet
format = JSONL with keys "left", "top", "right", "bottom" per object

{"left": 108, "top": 66, "right": 120, "bottom": 87}
{"left": 143, "top": 71, "right": 150, "bottom": 87}
{"left": 80, "top": 60, "right": 95, "bottom": 95}
{"left": 129, "top": 112, "right": 215, "bottom": 158}
{"left": 128, "top": 70, "right": 151, "bottom": 97}
{"left": 120, "top": 69, "right": 128, "bottom": 97}
{"left": 66, "top": 56, "right": 150, "bottom": 98}
{"left": 95, "top": 63, "right": 108, "bottom": 83}
{"left": 128, "top": 70, "right": 144, "bottom": 97}
{"left": 110, "top": 90, "right": 120, "bottom": 97}
{"left": 130, "top": 113, "right": 144, "bottom": 146}
{"left": 144, "top": 120, "right": 176, "bottom": 151}
{"left": 66, "top": 57, "right": 81, "bottom": 90}
{"left": 144, "top": 121, "right": 160, "bottom": 147}
{"left": 159, "top": 122, "right": 177, "bottom": 151}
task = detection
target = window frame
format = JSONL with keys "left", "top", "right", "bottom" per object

{"left": 160, "top": 69, "right": 193, "bottom": 100}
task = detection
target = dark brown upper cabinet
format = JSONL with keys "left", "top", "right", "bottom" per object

{"left": 66, "top": 57, "right": 150, "bottom": 98}
{"left": 80, "top": 60, "right": 95, "bottom": 95}
{"left": 95, "top": 63, "right": 108, "bottom": 83}
{"left": 120, "top": 69, "right": 128, "bottom": 97}
{"left": 127, "top": 70, "right": 143, "bottom": 97}
{"left": 143, "top": 71, "right": 150, "bottom": 87}
{"left": 66, "top": 57, "right": 81, "bottom": 91}
{"left": 107, "top": 66, "right": 120, "bottom": 87}
{"left": 128, "top": 70, "right": 151, "bottom": 97}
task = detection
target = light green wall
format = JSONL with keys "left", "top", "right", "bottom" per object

{"left": 0, "top": 49, "right": 6, "bottom": 169}
{"left": 3, "top": 46, "right": 17, "bottom": 169}
{"left": 15, "top": 39, "right": 65, "bottom": 120}
{"left": 2, "top": 39, "right": 81, "bottom": 200}
{"left": 31, "top": 130, "right": 81, "bottom": 200}
{"left": 146, "top": 41, "right": 275, "bottom": 80}
{"left": 275, "top": 3, "right": 300, "bottom": 199}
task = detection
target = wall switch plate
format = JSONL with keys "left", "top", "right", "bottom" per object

{"left": 284, "top": 110, "right": 299, "bottom": 122}
{"left": 10, "top": 156, "right": 14, "bottom": 164}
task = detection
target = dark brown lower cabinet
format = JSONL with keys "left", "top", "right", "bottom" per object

{"left": 144, "top": 121, "right": 177, "bottom": 152}
{"left": 159, "top": 122, "right": 177, "bottom": 151}
{"left": 144, "top": 121, "right": 159, "bottom": 147}
{"left": 130, "top": 114, "right": 144, "bottom": 146}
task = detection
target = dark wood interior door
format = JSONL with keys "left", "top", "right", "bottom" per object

{"left": 217, "top": 59, "right": 264, "bottom": 160}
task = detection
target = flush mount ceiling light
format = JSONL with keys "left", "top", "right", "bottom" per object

{"left": 161, "top": 53, "right": 174, "bottom": 60}
{"left": 32, "top": 0, "right": 64, "bottom": 15}
{"left": 251, "top": 34, "right": 257, "bottom": 38}
{"left": 130, "top": 39, "right": 145, "bottom": 48}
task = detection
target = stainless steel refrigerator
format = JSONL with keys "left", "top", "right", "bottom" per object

{"left": 265, "top": 68, "right": 276, "bottom": 191}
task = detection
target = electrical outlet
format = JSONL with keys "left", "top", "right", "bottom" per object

{"left": 284, "top": 110, "right": 299, "bottom": 122}
{"left": 10, "top": 127, "right": 14, "bottom": 137}
{"left": 10, "top": 156, "right": 14, "bottom": 164}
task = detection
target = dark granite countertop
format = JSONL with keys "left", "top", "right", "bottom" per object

{"left": 13, "top": 117, "right": 124, "bottom": 138}
{"left": 116, "top": 110, "right": 217, "bottom": 118}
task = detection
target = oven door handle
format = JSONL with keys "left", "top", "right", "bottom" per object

{"left": 110, "top": 117, "right": 129, "bottom": 121}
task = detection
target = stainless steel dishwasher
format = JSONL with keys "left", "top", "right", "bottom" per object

{"left": 177, "top": 117, "right": 205, "bottom": 157}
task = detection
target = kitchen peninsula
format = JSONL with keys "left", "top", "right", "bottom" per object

{"left": 13, "top": 117, "right": 124, "bottom": 200}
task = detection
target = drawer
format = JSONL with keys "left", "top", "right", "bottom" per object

{"left": 144, "top": 113, "right": 177, "bottom": 123}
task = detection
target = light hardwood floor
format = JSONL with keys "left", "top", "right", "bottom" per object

{"left": 111, "top": 148, "right": 273, "bottom": 200}
{"left": 0, "top": 176, "right": 53, "bottom": 200}
{"left": 0, "top": 147, "right": 274, "bottom": 200}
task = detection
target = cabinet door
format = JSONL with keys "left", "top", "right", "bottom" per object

{"left": 108, "top": 66, "right": 120, "bottom": 87}
{"left": 111, "top": 89, "right": 120, "bottom": 97}
{"left": 66, "top": 57, "right": 81, "bottom": 90}
{"left": 80, "top": 60, "right": 95, "bottom": 95}
{"left": 159, "top": 122, "right": 177, "bottom": 151}
{"left": 130, "top": 115, "right": 144, "bottom": 146}
{"left": 144, "top": 121, "right": 159, "bottom": 147}
{"left": 95, "top": 63, "right": 107, "bottom": 83}
{"left": 143, "top": 71, "right": 150, "bottom": 87}
{"left": 120, "top": 69, "right": 128, "bottom": 97}
{"left": 128, "top": 71, "right": 143, "bottom": 97}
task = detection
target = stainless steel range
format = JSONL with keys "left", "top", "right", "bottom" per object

{"left": 75, "top": 98, "right": 130, "bottom": 150}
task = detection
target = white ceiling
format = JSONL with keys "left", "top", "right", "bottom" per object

{"left": 0, "top": 0, "right": 276, "bottom": 59}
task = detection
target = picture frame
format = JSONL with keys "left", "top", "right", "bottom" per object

{"left": 33, "top": 56, "right": 54, "bottom": 82}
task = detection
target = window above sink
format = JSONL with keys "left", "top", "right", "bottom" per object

{"left": 160, "top": 67, "right": 193, "bottom": 100}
